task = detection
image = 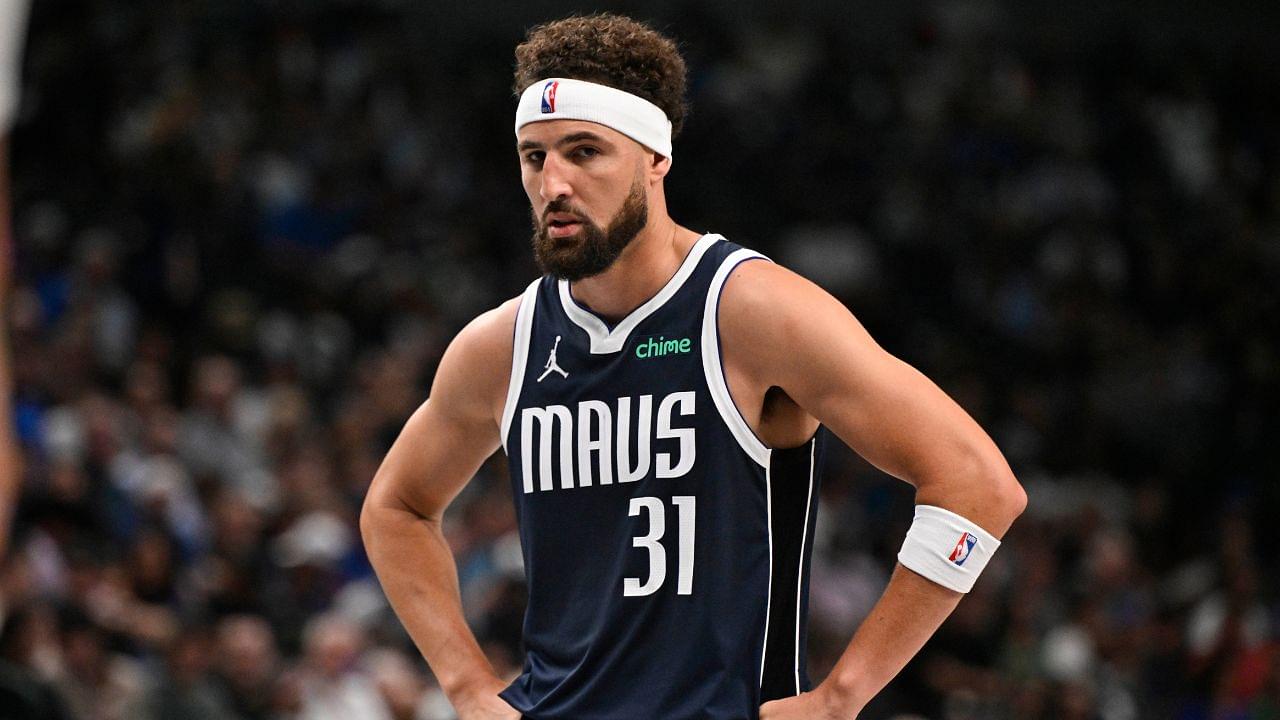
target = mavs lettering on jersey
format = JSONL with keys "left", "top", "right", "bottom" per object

{"left": 498, "top": 234, "right": 825, "bottom": 720}
{"left": 520, "top": 392, "right": 696, "bottom": 493}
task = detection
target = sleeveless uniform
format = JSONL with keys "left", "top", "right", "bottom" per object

{"left": 499, "top": 234, "right": 825, "bottom": 720}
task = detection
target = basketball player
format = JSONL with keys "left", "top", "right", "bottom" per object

{"left": 0, "top": 0, "right": 30, "bottom": 559}
{"left": 362, "top": 14, "right": 1026, "bottom": 720}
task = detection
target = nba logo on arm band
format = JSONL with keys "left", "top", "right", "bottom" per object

{"left": 515, "top": 77, "right": 674, "bottom": 159}
{"left": 949, "top": 532, "right": 978, "bottom": 566}
{"left": 897, "top": 505, "right": 1000, "bottom": 593}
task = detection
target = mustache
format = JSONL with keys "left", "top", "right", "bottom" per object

{"left": 542, "top": 200, "right": 589, "bottom": 223}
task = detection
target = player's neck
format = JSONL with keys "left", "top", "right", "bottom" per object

{"left": 568, "top": 217, "right": 701, "bottom": 324}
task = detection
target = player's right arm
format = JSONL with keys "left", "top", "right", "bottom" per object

{"left": 360, "top": 298, "right": 521, "bottom": 720}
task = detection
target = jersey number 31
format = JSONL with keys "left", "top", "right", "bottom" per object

{"left": 625, "top": 496, "right": 695, "bottom": 597}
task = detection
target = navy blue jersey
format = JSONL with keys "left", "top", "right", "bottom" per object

{"left": 499, "top": 234, "right": 825, "bottom": 720}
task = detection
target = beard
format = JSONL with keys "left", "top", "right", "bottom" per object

{"left": 530, "top": 177, "right": 649, "bottom": 281}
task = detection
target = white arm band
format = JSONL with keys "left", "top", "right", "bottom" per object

{"left": 897, "top": 504, "right": 1001, "bottom": 593}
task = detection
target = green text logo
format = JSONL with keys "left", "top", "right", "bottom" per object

{"left": 635, "top": 335, "right": 692, "bottom": 359}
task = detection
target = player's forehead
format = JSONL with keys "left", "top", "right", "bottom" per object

{"left": 516, "top": 118, "right": 633, "bottom": 150}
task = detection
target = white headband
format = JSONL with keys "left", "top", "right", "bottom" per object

{"left": 515, "top": 77, "right": 673, "bottom": 158}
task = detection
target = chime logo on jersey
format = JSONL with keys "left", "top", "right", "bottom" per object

{"left": 541, "top": 80, "right": 558, "bottom": 113}
{"left": 520, "top": 391, "right": 696, "bottom": 493}
{"left": 949, "top": 532, "right": 978, "bottom": 566}
{"left": 635, "top": 335, "right": 691, "bottom": 359}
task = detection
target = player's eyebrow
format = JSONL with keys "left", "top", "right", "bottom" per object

{"left": 518, "top": 131, "right": 611, "bottom": 152}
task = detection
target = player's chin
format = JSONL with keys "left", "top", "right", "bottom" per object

{"left": 539, "top": 248, "right": 612, "bottom": 281}
{"left": 535, "top": 232, "right": 579, "bottom": 258}
{"left": 541, "top": 246, "right": 584, "bottom": 270}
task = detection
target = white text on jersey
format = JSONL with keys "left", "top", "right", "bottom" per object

{"left": 520, "top": 391, "right": 697, "bottom": 493}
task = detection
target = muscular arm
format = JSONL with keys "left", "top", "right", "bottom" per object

{"left": 360, "top": 299, "right": 521, "bottom": 718}
{"left": 720, "top": 261, "right": 1026, "bottom": 717}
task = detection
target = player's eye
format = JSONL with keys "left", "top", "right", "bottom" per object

{"left": 572, "top": 146, "right": 600, "bottom": 160}
{"left": 523, "top": 151, "right": 545, "bottom": 166}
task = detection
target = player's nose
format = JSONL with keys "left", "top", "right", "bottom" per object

{"left": 539, "top": 153, "right": 573, "bottom": 203}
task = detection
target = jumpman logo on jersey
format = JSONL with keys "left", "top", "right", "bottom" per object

{"left": 537, "top": 335, "right": 569, "bottom": 382}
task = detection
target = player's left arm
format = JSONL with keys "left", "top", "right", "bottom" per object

{"left": 719, "top": 260, "right": 1026, "bottom": 718}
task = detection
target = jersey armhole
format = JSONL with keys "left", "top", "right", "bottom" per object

{"left": 701, "top": 250, "right": 772, "bottom": 468}
{"left": 500, "top": 279, "right": 542, "bottom": 453}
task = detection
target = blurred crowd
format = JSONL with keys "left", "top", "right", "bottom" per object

{"left": 1, "top": 1, "right": 1277, "bottom": 719}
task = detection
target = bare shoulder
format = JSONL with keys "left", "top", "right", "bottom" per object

{"left": 718, "top": 257, "right": 878, "bottom": 385}
{"left": 432, "top": 294, "right": 523, "bottom": 425}
{"left": 719, "top": 258, "right": 825, "bottom": 314}
{"left": 453, "top": 294, "right": 521, "bottom": 366}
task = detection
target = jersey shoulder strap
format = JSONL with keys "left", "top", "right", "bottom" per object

{"left": 500, "top": 278, "right": 542, "bottom": 451}
{"left": 698, "top": 237, "right": 773, "bottom": 467}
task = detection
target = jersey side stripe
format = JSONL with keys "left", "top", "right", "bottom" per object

{"left": 701, "top": 249, "right": 771, "bottom": 468}
{"left": 794, "top": 436, "right": 817, "bottom": 693}
{"left": 759, "top": 436, "right": 821, "bottom": 702}
{"left": 759, "top": 456, "right": 774, "bottom": 690}
{"left": 500, "top": 278, "right": 542, "bottom": 453}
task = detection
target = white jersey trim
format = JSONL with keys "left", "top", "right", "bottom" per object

{"left": 701, "top": 248, "right": 771, "bottom": 468}
{"left": 559, "top": 233, "right": 720, "bottom": 355}
{"left": 794, "top": 436, "right": 817, "bottom": 693}
{"left": 758, "top": 457, "right": 774, "bottom": 689}
{"left": 501, "top": 279, "right": 543, "bottom": 453}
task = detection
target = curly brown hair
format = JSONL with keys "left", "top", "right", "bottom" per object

{"left": 513, "top": 13, "right": 689, "bottom": 139}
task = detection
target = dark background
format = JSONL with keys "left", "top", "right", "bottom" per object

{"left": 2, "top": 1, "right": 1278, "bottom": 718}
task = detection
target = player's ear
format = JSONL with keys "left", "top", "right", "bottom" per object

{"left": 648, "top": 151, "right": 672, "bottom": 182}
